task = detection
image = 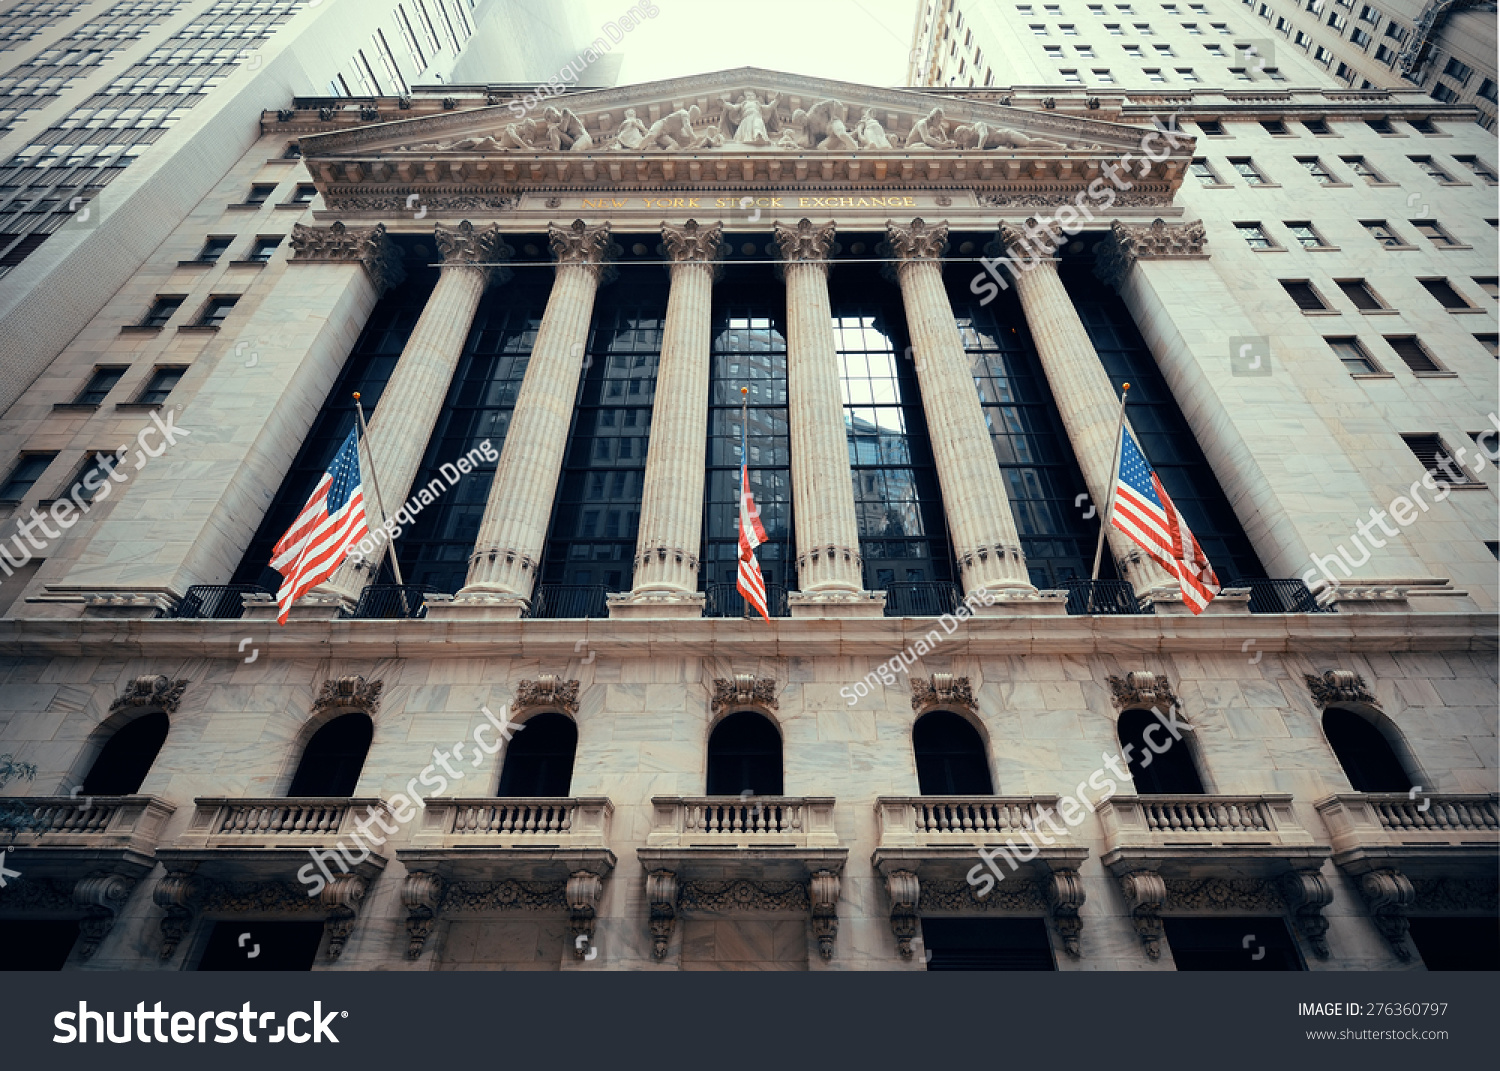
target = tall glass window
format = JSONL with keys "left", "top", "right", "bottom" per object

{"left": 831, "top": 263, "right": 950, "bottom": 590}
{"left": 1061, "top": 262, "right": 1265, "bottom": 581}
{"left": 233, "top": 257, "right": 435, "bottom": 590}
{"left": 702, "top": 269, "right": 793, "bottom": 597}
{"left": 537, "top": 268, "right": 662, "bottom": 592}
{"left": 947, "top": 279, "right": 1102, "bottom": 588}
{"left": 398, "top": 271, "right": 552, "bottom": 593}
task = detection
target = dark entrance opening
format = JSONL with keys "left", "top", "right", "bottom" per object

{"left": 286, "top": 713, "right": 372, "bottom": 797}
{"left": 1164, "top": 916, "right": 1303, "bottom": 970}
{"left": 81, "top": 711, "right": 169, "bottom": 795}
{"left": 195, "top": 919, "right": 325, "bottom": 970}
{"left": 1407, "top": 916, "right": 1500, "bottom": 970}
{"left": 0, "top": 919, "right": 79, "bottom": 969}
{"left": 705, "top": 711, "right": 782, "bottom": 796}
{"left": 920, "top": 917, "right": 1056, "bottom": 970}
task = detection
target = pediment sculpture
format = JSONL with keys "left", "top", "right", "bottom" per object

{"left": 396, "top": 91, "right": 1099, "bottom": 154}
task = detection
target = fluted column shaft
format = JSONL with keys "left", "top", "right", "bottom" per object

{"left": 886, "top": 219, "right": 1035, "bottom": 596}
{"left": 627, "top": 221, "right": 722, "bottom": 596}
{"left": 333, "top": 222, "right": 508, "bottom": 592}
{"left": 774, "top": 219, "right": 864, "bottom": 594}
{"left": 999, "top": 228, "right": 1174, "bottom": 592}
{"left": 459, "top": 220, "right": 615, "bottom": 600}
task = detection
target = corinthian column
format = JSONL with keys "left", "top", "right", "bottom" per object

{"left": 609, "top": 220, "right": 722, "bottom": 619}
{"left": 773, "top": 218, "right": 884, "bottom": 617}
{"left": 994, "top": 222, "right": 1175, "bottom": 595}
{"left": 452, "top": 220, "right": 617, "bottom": 616}
{"left": 882, "top": 219, "right": 1036, "bottom": 601}
{"left": 330, "top": 221, "right": 510, "bottom": 595}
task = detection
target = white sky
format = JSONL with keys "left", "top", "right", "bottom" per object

{"left": 578, "top": 0, "right": 919, "bottom": 88}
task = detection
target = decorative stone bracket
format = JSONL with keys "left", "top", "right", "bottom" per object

{"left": 1119, "top": 868, "right": 1334, "bottom": 960}
{"left": 110, "top": 675, "right": 189, "bottom": 717}
{"left": 1358, "top": 867, "right": 1417, "bottom": 961}
{"left": 1119, "top": 869, "right": 1167, "bottom": 960}
{"left": 1106, "top": 670, "right": 1177, "bottom": 712}
{"left": 711, "top": 674, "right": 778, "bottom": 717}
{"left": 883, "top": 867, "right": 1086, "bottom": 959}
{"left": 1279, "top": 869, "right": 1334, "bottom": 959}
{"left": 400, "top": 867, "right": 608, "bottom": 960}
{"left": 910, "top": 673, "right": 975, "bottom": 714}
{"left": 72, "top": 873, "right": 138, "bottom": 959}
{"left": 1304, "top": 670, "right": 1378, "bottom": 709}
{"left": 645, "top": 868, "right": 842, "bottom": 961}
{"left": 153, "top": 869, "right": 374, "bottom": 961}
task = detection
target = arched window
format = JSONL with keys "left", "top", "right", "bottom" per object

{"left": 1117, "top": 708, "right": 1204, "bottom": 794}
{"left": 81, "top": 711, "right": 168, "bottom": 795}
{"left": 706, "top": 711, "right": 782, "bottom": 796}
{"left": 1322, "top": 707, "right": 1412, "bottom": 792}
{"left": 497, "top": 713, "right": 577, "bottom": 797}
{"left": 913, "top": 711, "right": 993, "bottom": 795}
{"left": 287, "top": 713, "right": 372, "bottom": 796}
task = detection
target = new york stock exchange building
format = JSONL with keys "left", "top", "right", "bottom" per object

{"left": 0, "top": 67, "right": 1496, "bottom": 972}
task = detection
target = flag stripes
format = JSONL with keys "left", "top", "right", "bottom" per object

{"left": 1110, "top": 428, "right": 1220, "bottom": 614}
{"left": 271, "top": 428, "right": 371, "bottom": 624}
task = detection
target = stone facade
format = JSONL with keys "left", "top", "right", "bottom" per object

{"left": 0, "top": 67, "right": 1494, "bottom": 971}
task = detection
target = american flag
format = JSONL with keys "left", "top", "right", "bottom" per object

{"left": 1110, "top": 428, "right": 1219, "bottom": 614}
{"left": 271, "top": 428, "right": 370, "bottom": 625}
{"left": 736, "top": 422, "right": 771, "bottom": 623}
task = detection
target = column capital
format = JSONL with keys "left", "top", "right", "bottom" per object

{"left": 435, "top": 220, "right": 513, "bottom": 285}
{"left": 661, "top": 218, "right": 724, "bottom": 279}
{"left": 289, "top": 221, "right": 405, "bottom": 294}
{"left": 772, "top": 217, "right": 836, "bottom": 274}
{"left": 1094, "top": 218, "right": 1208, "bottom": 288}
{"left": 990, "top": 217, "right": 1064, "bottom": 261}
{"left": 549, "top": 218, "right": 620, "bottom": 283}
{"left": 879, "top": 217, "right": 949, "bottom": 284}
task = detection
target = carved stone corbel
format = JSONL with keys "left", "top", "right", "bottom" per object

{"left": 1303, "top": 670, "right": 1378, "bottom": 709}
{"left": 885, "top": 870, "right": 921, "bottom": 959}
{"left": 646, "top": 869, "right": 678, "bottom": 960}
{"left": 153, "top": 871, "right": 202, "bottom": 960}
{"left": 514, "top": 675, "right": 581, "bottom": 717}
{"left": 320, "top": 873, "right": 368, "bottom": 960}
{"left": 809, "top": 869, "right": 841, "bottom": 961}
{"left": 1120, "top": 869, "right": 1166, "bottom": 960}
{"left": 311, "top": 675, "right": 383, "bottom": 718}
{"left": 910, "top": 673, "right": 975, "bottom": 714}
{"left": 73, "top": 874, "right": 136, "bottom": 958}
{"left": 1107, "top": 670, "right": 1177, "bottom": 712}
{"left": 567, "top": 870, "right": 605, "bottom": 956}
{"left": 711, "top": 674, "right": 778, "bottom": 717}
{"left": 1093, "top": 218, "right": 1209, "bottom": 289}
{"left": 401, "top": 870, "right": 445, "bottom": 960}
{"left": 1045, "top": 868, "right": 1087, "bottom": 957}
{"left": 110, "top": 675, "right": 189, "bottom": 717}
{"left": 1359, "top": 868, "right": 1415, "bottom": 960}
{"left": 1278, "top": 869, "right": 1334, "bottom": 959}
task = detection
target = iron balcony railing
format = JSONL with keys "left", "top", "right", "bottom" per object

{"left": 703, "top": 582, "right": 791, "bottom": 618}
{"left": 526, "top": 584, "right": 608, "bottom": 619}
{"left": 169, "top": 584, "right": 269, "bottom": 620}
{"left": 1228, "top": 577, "right": 1336, "bottom": 614}
{"left": 879, "top": 581, "right": 961, "bottom": 618}
{"left": 1061, "top": 578, "right": 1150, "bottom": 615}
{"left": 348, "top": 584, "right": 433, "bottom": 619}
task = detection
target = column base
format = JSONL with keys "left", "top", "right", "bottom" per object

{"left": 425, "top": 591, "right": 529, "bottom": 620}
{"left": 241, "top": 590, "right": 355, "bottom": 621}
{"left": 1145, "top": 587, "right": 1252, "bottom": 616}
{"left": 606, "top": 589, "right": 705, "bottom": 618}
{"left": 788, "top": 589, "right": 887, "bottom": 618}
{"left": 969, "top": 589, "right": 1070, "bottom": 616}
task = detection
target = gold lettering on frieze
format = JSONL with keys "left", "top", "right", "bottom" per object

{"left": 545, "top": 193, "right": 925, "bottom": 211}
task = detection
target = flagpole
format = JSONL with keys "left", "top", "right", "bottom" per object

{"left": 1089, "top": 382, "right": 1130, "bottom": 585}
{"left": 740, "top": 385, "right": 750, "bottom": 621}
{"left": 352, "top": 392, "right": 406, "bottom": 588}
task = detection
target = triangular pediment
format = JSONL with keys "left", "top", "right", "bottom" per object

{"left": 301, "top": 67, "right": 1161, "bottom": 161}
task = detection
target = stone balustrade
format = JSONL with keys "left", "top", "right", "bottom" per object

{"left": 409, "top": 796, "right": 613, "bottom": 849}
{"left": 1, "top": 795, "right": 175, "bottom": 852}
{"left": 875, "top": 795, "right": 1063, "bottom": 844}
{"left": 1099, "top": 794, "right": 1317, "bottom": 850}
{"left": 1316, "top": 793, "right": 1499, "bottom": 857}
{"left": 646, "top": 796, "right": 839, "bottom": 849}
{"left": 176, "top": 797, "right": 390, "bottom": 849}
